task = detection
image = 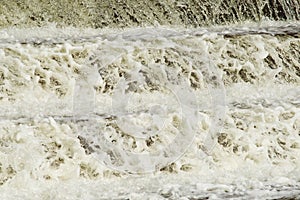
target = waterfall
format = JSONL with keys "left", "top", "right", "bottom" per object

{"left": 0, "top": 1, "right": 299, "bottom": 199}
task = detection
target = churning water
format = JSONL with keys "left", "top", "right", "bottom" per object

{"left": 0, "top": 21, "right": 299, "bottom": 199}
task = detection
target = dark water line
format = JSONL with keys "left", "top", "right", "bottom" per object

{"left": 0, "top": 23, "right": 299, "bottom": 46}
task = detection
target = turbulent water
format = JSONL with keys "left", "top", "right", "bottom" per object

{"left": 1, "top": 0, "right": 299, "bottom": 28}
{"left": 0, "top": 22, "right": 299, "bottom": 199}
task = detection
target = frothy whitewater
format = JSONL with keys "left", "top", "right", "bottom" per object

{"left": 0, "top": 23, "right": 299, "bottom": 199}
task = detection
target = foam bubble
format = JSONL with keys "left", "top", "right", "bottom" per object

{"left": 0, "top": 26, "right": 299, "bottom": 198}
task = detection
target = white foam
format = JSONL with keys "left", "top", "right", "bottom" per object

{"left": 0, "top": 25, "right": 299, "bottom": 198}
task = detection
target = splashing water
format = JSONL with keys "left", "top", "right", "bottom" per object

{"left": 0, "top": 23, "right": 299, "bottom": 199}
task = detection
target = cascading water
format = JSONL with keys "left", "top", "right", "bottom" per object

{"left": 0, "top": 0, "right": 299, "bottom": 27}
{"left": 0, "top": 1, "right": 299, "bottom": 199}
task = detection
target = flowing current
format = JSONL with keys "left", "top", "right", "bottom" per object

{"left": 0, "top": 22, "right": 299, "bottom": 199}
